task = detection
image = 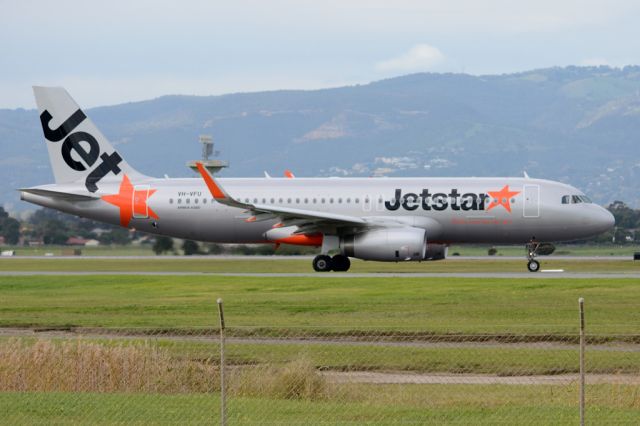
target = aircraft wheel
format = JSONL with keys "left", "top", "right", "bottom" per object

{"left": 313, "top": 255, "right": 333, "bottom": 272}
{"left": 331, "top": 255, "right": 351, "bottom": 272}
{"left": 527, "top": 259, "right": 540, "bottom": 272}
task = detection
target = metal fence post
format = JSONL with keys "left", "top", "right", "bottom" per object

{"left": 579, "top": 297, "right": 585, "bottom": 426}
{"left": 217, "top": 298, "right": 227, "bottom": 426}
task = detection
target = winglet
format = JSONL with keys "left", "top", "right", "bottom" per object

{"left": 195, "top": 162, "right": 247, "bottom": 208}
{"left": 284, "top": 170, "right": 295, "bottom": 178}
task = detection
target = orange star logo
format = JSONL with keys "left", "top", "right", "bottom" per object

{"left": 486, "top": 185, "right": 520, "bottom": 213}
{"left": 101, "top": 174, "right": 158, "bottom": 227}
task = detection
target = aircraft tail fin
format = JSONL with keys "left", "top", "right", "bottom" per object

{"left": 32, "top": 86, "right": 146, "bottom": 193}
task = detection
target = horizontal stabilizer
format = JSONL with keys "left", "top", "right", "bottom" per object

{"left": 19, "top": 188, "right": 99, "bottom": 202}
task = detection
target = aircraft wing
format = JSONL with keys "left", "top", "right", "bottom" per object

{"left": 195, "top": 162, "right": 374, "bottom": 231}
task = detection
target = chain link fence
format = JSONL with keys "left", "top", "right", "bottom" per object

{"left": 1, "top": 306, "right": 639, "bottom": 424}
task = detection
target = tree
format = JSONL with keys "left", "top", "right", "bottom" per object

{"left": 1, "top": 217, "right": 20, "bottom": 245}
{"left": 152, "top": 236, "right": 174, "bottom": 255}
{"left": 207, "top": 243, "right": 224, "bottom": 255}
{"left": 98, "top": 228, "right": 131, "bottom": 245}
{"left": 608, "top": 201, "right": 640, "bottom": 229}
{"left": 0, "top": 207, "right": 20, "bottom": 245}
{"left": 182, "top": 240, "right": 200, "bottom": 255}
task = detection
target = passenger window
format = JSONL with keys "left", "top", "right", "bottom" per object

{"left": 178, "top": 199, "right": 182, "bottom": 204}
{"left": 169, "top": 198, "right": 173, "bottom": 204}
{"left": 203, "top": 198, "right": 207, "bottom": 204}
{"left": 194, "top": 198, "right": 199, "bottom": 204}
{"left": 363, "top": 197, "right": 371, "bottom": 212}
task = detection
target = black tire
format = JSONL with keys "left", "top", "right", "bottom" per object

{"left": 313, "top": 255, "right": 333, "bottom": 272}
{"left": 331, "top": 255, "right": 351, "bottom": 272}
{"left": 527, "top": 259, "right": 540, "bottom": 272}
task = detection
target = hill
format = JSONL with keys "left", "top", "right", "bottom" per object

{"left": 2, "top": 66, "right": 640, "bottom": 211}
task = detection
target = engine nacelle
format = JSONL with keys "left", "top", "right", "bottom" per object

{"left": 424, "top": 243, "right": 447, "bottom": 261}
{"left": 340, "top": 227, "right": 427, "bottom": 261}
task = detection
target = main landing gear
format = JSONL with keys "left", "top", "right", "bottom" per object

{"left": 313, "top": 254, "right": 351, "bottom": 272}
{"left": 526, "top": 241, "right": 541, "bottom": 273}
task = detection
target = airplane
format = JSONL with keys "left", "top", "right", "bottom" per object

{"left": 20, "top": 87, "right": 615, "bottom": 272}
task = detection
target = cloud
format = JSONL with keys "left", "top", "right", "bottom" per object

{"left": 580, "top": 57, "right": 613, "bottom": 67}
{"left": 376, "top": 44, "right": 445, "bottom": 73}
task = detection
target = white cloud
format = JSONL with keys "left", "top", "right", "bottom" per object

{"left": 376, "top": 44, "right": 445, "bottom": 73}
{"left": 580, "top": 57, "right": 613, "bottom": 67}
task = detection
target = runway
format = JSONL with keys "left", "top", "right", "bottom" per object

{"left": 0, "top": 271, "right": 639, "bottom": 278}
{"left": 0, "top": 255, "right": 634, "bottom": 260}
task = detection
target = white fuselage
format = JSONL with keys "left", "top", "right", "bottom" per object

{"left": 22, "top": 176, "right": 615, "bottom": 245}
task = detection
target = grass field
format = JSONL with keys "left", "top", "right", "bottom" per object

{"left": 1, "top": 385, "right": 638, "bottom": 425}
{"left": 0, "top": 274, "right": 639, "bottom": 333}
{"left": 1, "top": 259, "right": 638, "bottom": 424}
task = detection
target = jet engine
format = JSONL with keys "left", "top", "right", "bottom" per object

{"left": 423, "top": 243, "right": 447, "bottom": 261}
{"left": 339, "top": 227, "right": 427, "bottom": 261}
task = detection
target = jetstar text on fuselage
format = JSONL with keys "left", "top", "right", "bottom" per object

{"left": 384, "top": 188, "right": 493, "bottom": 212}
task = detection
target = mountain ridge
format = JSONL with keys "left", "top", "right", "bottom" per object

{"left": 2, "top": 66, "right": 639, "bottom": 212}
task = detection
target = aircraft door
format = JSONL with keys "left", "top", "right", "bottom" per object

{"left": 523, "top": 185, "right": 540, "bottom": 218}
{"left": 133, "top": 185, "right": 150, "bottom": 219}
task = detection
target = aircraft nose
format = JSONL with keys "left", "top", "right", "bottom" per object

{"left": 594, "top": 206, "right": 615, "bottom": 232}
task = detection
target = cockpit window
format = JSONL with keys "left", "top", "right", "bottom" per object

{"left": 562, "top": 195, "right": 592, "bottom": 204}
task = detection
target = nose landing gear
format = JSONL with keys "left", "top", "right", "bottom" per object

{"left": 527, "top": 259, "right": 540, "bottom": 272}
{"left": 526, "top": 241, "right": 541, "bottom": 272}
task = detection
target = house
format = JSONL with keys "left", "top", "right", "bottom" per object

{"left": 66, "top": 236, "right": 89, "bottom": 246}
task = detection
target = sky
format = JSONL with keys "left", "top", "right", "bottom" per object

{"left": 1, "top": 0, "right": 640, "bottom": 108}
